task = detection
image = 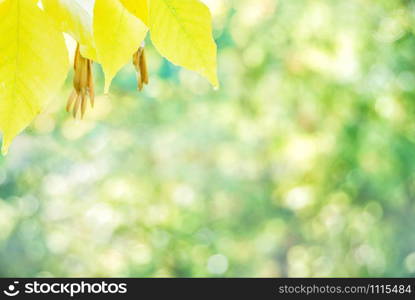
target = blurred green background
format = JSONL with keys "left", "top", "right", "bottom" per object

{"left": 1, "top": 0, "right": 415, "bottom": 277}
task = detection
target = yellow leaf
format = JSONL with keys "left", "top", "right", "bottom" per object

{"left": 0, "top": 0, "right": 69, "bottom": 154}
{"left": 42, "top": 0, "right": 97, "bottom": 60}
{"left": 94, "top": 0, "right": 148, "bottom": 92}
{"left": 149, "top": 0, "right": 218, "bottom": 87}
{"left": 119, "top": 0, "right": 149, "bottom": 26}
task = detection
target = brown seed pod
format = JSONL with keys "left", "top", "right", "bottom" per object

{"left": 133, "top": 46, "right": 149, "bottom": 91}
{"left": 87, "top": 60, "right": 95, "bottom": 108}
{"left": 67, "top": 43, "right": 95, "bottom": 119}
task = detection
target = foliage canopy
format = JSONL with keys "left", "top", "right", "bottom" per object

{"left": 0, "top": 0, "right": 218, "bottom": 154}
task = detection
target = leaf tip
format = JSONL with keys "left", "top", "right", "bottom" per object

{"left": 103, "top": 72, "right": 115, "bottom": 95}
{"left": 104, "top": 81, "right": 111, "bottom": 95}
{"left": 210, "top": 74, "right": 220, "bottom": 89}
{"left": 208, "top": 73, "right": 219, "bottom": 90}
{"left": 1, "top": 140, "right": 10, "bottom": 156}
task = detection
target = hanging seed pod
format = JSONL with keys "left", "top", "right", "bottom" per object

{"left": 67, "top": 44, "right": 95, "bottom": 119}
{"left": 133, "top": 43, "right": 149, "bottom": 91}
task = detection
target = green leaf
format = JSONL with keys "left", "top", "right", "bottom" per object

{"left": 119, "top": 0, "right": 149, "bottom": 26}
{"left": 42, "top": 0, "right": 97, "bottom": 60}
{"left": 94, "top": 0, "right": 148, "bottom": 92}
{"left": 0, "top": 0, "right": 69, "bottom": 154}
{"left": 149, "top": 0, "right": 218, "bottom": 87}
